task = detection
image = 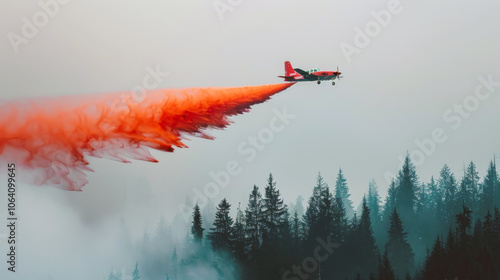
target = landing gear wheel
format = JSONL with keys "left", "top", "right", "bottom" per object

{"left": 317, "top": 80, "right": 321, "bottom": 84}
{"left": 332, "top": 81, "right": 335, "bottom": 86}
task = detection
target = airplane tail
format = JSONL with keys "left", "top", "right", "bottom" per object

{"left": 278, "top": 61, "right": 302, "bottom": 81}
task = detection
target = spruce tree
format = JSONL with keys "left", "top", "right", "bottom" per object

{"left": 261, "top": 173, "right": 286, "bottom": 245}
{"left": 439, "top": 164, "right": 459, "bottom": 227}
{"left": 455, "top": 203, "right": 472, "bottom": 244}
{"left": 232, "top": 203, "right": 246, "bottom": 261}
{"left": 351, "top": 197, "right": 378, "bottom": 279}
{"left": 367, "top": 179, "right": 381, "bottom": 227}
{"left": 422, "top": 236, "right": 445, "bottom": 279}
{"left": 385, "top": 209, "right": 414, "bottom": 278}
{"left": 132, "top": 262, "right": 140, "bottom": 280}
{"left": 464, "top": 162, "right": 480, "bottom": 217}
{"left": 319, "top": 186, "right": 335, "bottom": 238}
{"left": 481, "top": 159, "right": 500, "bottom": 216}
{"left": 378, "top": 251, "right": 396, "bottom": 280}
{"left": 383, "top": 180, "right": 398, "bottom": 222}
{"left": 291, "top": 211, "right": 302, "bottom": 245}
{"left": 335, "top": 168, "right": 355, "bottom": 218}
{"left": 208, "top": 198, "right": 233, "bottom": 252}
{"left": 332, "top": 195, "right": 348, "bottom": 242}
{"left": 191, "top": 203, "right": 204, "bottom": 245}
{"left": 395, "top": 154, "right": 419, "bottom": 224}
{"left": 245, "top": 185, "right": 263, "bottom": 261}
{"left": 304, "top": 173, "right": 327, "bottom": 240}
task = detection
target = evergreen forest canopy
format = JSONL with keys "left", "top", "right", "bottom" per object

{"left": 108, "top": 155, "right": 500, "bottom": 280}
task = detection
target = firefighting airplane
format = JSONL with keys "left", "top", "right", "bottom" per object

{"left": 278, "top": 61, "right": 343, "bottom": 85}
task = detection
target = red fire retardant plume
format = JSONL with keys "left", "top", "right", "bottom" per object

{"left": 0, "top": 83, "right": 294, "bottom": 191}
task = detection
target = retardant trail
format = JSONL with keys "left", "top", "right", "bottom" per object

{"left": 0, "top": 83, "right": 294, "bottom": 191}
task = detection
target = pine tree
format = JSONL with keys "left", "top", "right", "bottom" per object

{"left": 350, "top": 197, "right": 378, "bottom": 279}
{"left": 232, "top": 203, "right": 246, "bottom": 261}
{"left": 465, "top": 162, "right": 480, "bottom": 218}
{"left": 208, "top": 198, "right": 233, "bottom": 252}
{"left": 440, "top": 164, "right": 459, "bottom": 227}
{"left": 415, "top": 183, "right": 428, "bottom": 216}
{"left": 378, "top": 251, "right": 396, "bottom": 280}
{"left": 319, "top": 186, "right": 335, "bottom": 238}
{"left": 245, "top": 185, "right": 263, "bottom": 260}
{"left": 428, "top": 176, "right": 446, "bottom": 226}
{"left": 335, "top": 168, "right": 354, "bottom": 218}
{"left": 367, "top": 179, "right": 381, "bottom": 227}
{"left": 304, "top": 173, "right": 327, "bottom": 240}
{"left": 422, "top": 236, "right": 445, "bottom": 279}
{"left": 457, "top": 162, "right": 479, "bottom": 220}
{"left": 383, "top": 180, "right": 398, "bottom": 222}
{"left": 291, "top": 211, "right": 302, "bottom": 244}
{"left": 261, "top": 173, "right": 287, "bottom": 245}
{"left": 395, "top": 154, "right": 419, "bottom": 224}
{"left": 483, "top": 210, "right": 494, "bottom": 242}
{"left": 132, "top": 262, "right": 140, "bottom": 280}
{"left": 385, "top": 209, "right": 414, "bottom": 278}
{"left": 455, "top": 203, "right": 472, "bottom": 244}
{"left": 481, "top": 159, "right": 500, "bottom": 216}
{"left": 332, "top": 195, "right": 348, "bottom": 242}
{"left": 191, "top": 203, "right": 204, "bottom": 245}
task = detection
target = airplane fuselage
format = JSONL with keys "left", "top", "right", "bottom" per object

{"left": 278, "top": 61, "right": 342, "bottom": 85}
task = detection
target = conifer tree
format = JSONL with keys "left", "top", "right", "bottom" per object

{"left": 291, "top": 211, "right": 302, "bottom": 245}
{"left": 132, "top": 262, "right": 140, "bottom": 280}
{"left": 395, "top": 154, "right": 419, "bottom": 224}
{"left": 304, "top": 173, "right": 327, "bottom": 240}
{"left": 481, "top": 160, "right": 500, "bottom": 216}
{"left": 422, "top": 236, "right": 445, "bottom": 279}
{"left": 385, "top": 209, "right": 414, "bottom": 278}
{"left": 351, "top": 197, "right": 378, "bottom": 279}
{"left": 383, "top": 180, "right": 398, "bottom": 223}
{"left": 332, "top": 195, "right": 348, "bottom": 242}
{"left": 232, "top": 203, "right": 246, "bottom": 261}
{"left": 457, "top": 162, "right": 479, "bottom": 219}
{"left": 378, "top": 251, "right": 396, "bottom": 280}
{"left": 319, "top": 186, "right": 335, "bottom": 238}
{"left": 261, "top": 173, "right": 287, "bottom": 245}
{"left": 191, "top": 203, "right": 204, "bottom": 245}
{"left": 208, "top": 198, "right": 233, "bottom": 252}
{"left": 245, "top": 185, "right": 263, "bottom": 260}
{"left": 335, "top": 168, "right": 354, "bottom": 218}
{"left": 455, "top": 203, "right": 472, "bottom": 244}
{"left": 439, "top": 164, "right": 458, "bottom": 226}
{"left": 367, "top": 179, "right": 381, "bottom": 226}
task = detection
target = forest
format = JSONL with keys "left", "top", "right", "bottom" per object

{"left": 107, "top": 155, "right": 500, "bottom": 280}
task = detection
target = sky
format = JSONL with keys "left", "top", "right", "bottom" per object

{"left": 1, "top": 0, "right": 500, "bottom": 279}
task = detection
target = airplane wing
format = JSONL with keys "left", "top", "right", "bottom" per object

{"left": 293, "top": 68, "right": 309, "bottom": 76}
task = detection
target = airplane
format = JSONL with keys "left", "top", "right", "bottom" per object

{"left": 278, "top": 61, "right": 343, "bottom": 85}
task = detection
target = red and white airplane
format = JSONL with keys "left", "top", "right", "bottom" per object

{"left": 278, "top": 61, "right": 343, "bottom": 85}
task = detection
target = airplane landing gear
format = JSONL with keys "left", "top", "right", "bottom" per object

{"left": 317, "top": 80, "right": 321, "bottom": 84}
{"left": 332, "top": 81, "right": 335, "bottom": 86}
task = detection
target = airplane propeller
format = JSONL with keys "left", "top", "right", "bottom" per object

{"left": 336, "top": 66, "right": 343, "bottom": 80}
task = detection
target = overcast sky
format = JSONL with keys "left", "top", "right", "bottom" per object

{"left": 1, "top": 0, "right": 500, "bottom": 279}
